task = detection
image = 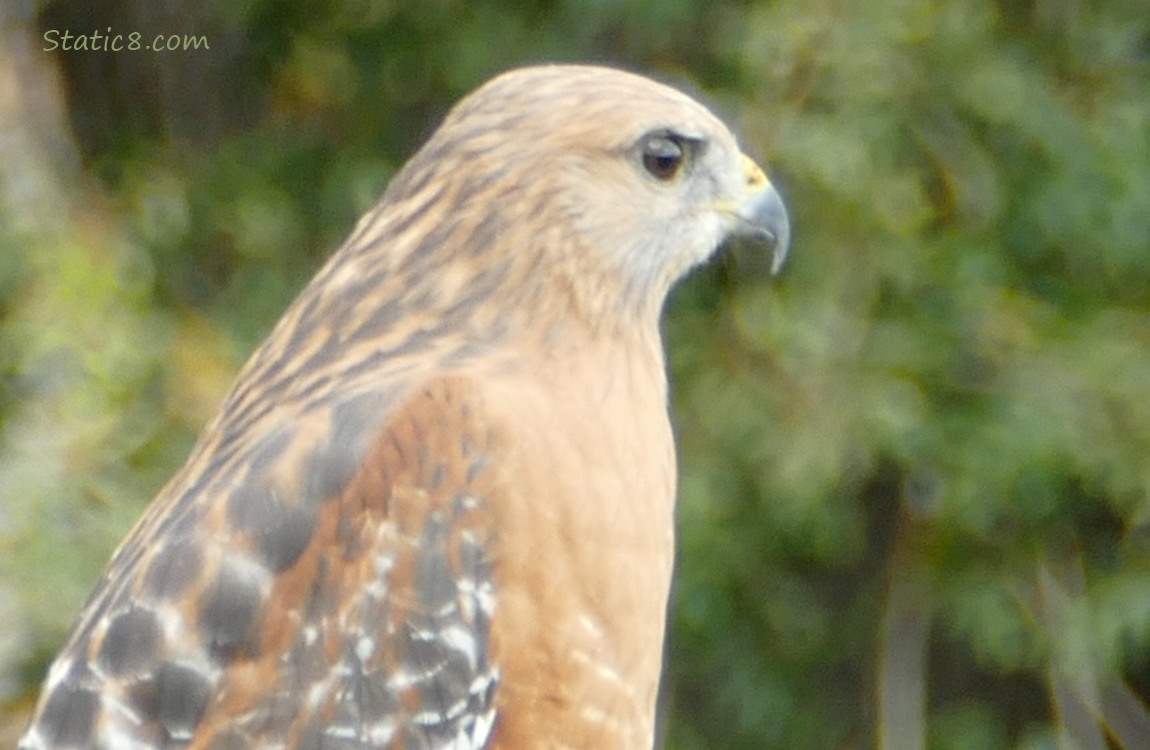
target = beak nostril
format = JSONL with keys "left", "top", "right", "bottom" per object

{"left": 741, "top": 154, "right": 768, "bottom": 191}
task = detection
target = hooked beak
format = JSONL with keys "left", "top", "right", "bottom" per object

{"left": 735, "top": 155, "right": 790, "bottom": 275}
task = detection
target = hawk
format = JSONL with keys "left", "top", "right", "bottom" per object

{"left": 19, "top": 64, "right": 789, "bottom": 750}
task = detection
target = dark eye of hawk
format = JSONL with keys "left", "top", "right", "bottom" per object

{"left": 640, "top": 133, "right": 689, "bottom": 182}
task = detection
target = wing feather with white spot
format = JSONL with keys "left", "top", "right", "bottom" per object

{"left": 18, "top": 377, "right": 501, "bottom": 750}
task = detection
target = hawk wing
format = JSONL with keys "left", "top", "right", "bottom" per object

{"left": 21, "top": 376, "right": 502, "bottom": 750}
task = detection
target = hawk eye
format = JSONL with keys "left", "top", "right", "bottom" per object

{"left": 640, "top": 133, "right": 687, "bottom": 182}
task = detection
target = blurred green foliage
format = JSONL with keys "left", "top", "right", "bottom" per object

{"left": 1, "top": 0, "right": 1149, "bottom": 747}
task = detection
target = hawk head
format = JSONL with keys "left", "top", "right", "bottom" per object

{"left": 373, "top": 64, "right": 790, "bottom": 331}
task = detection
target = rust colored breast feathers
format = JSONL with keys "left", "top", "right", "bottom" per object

{"left": 19, "top": 65, "right": 789, "bottom": 750}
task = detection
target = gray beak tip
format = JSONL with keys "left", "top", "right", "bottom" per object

{"left": 738, "top": 180, "right": 791, "bottom": 276}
